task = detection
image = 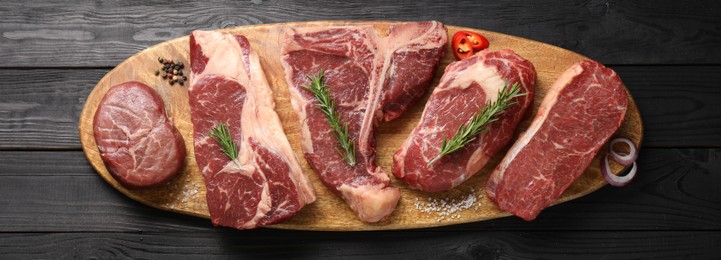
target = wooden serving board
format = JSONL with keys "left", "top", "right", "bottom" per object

{"left": 78, "top": 21, "right": 643, "bottom": 231}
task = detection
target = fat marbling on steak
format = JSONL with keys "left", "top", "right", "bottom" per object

{"left": 393, "top": 50, "right": 536, "bottom": 192}
{"left": 189, "top": 30, "right": 315, "bottom": 229}
{"left": 280, "top": 21, "right": 447, "bottom": 222}
{"left": 93, "top": 81, "right": 186, "bottom": 189}
{"left": 486, "top": 60, "right": 628, "bottom": 221}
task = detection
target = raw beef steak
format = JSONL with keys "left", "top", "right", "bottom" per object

{"left": 486, "top": 60, "right": 628, "bottom": 221}
{"left": 280, "top": 21, "right": 447, "bottom": 222}
{"left": 93, "top": 81, "right": 185, "bottom": 189}
{"left": 393, "top": 50, "right": 536, "bottom": 192}
{"left": 189, "top": 30, "right": 315, "bottom": 229}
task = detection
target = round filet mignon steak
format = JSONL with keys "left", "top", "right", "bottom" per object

{"left": 93, "top": 81, "right": 186, "bottom": 189}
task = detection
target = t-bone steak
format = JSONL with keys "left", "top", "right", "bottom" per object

{"left": 393, "top": 50, "right": 536, "bottom": 192}
{"left": 93, "top": 81, "right": 186, "bottom": 189}
{"left": 486, "top": 60, "right": 628, "bottom": 221}
{"left": 280, "top": 21, "right": 447, "bottom": 222}
{"left": 189, "top": 30, "right": 316, "bottom": 229}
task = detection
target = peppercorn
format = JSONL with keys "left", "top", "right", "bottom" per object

{"left": 161, "top": 72, "right": 167, "bottom": 79}
{"left": 173, "top": 69, "right": 178, "bottom": 74}
{"left": 178, "top": 78, "right": 185, "bottom": 85}
{"left": 182, "top": 76, "right": 187, "bottom": 81}
{"left": 155, "top": 70, "right": 160, "bottom": 76}
{"left": 158, "top": 57, "right": 164, "bottom": 64}
{"left": 172, "top": 75, "right": 178, "bottom": 80}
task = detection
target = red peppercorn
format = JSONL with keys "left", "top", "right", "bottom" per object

{"left": 167, "top": 73, "right": 173, "bottom": 78}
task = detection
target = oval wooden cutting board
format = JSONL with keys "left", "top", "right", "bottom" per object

{"left": 78, "top": 21, "right": 643, "bottom": 231}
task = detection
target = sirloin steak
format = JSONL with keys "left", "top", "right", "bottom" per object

{"left": 393, "top": 50, "right": 536, "bottom": 192}
{"left": 280, "top": 21, "right": 447, "bottom": 222}
{"left": 93, "top": 81, "right": 185, "bottom": 189}
{"left": 189, "top": 31, "right": 315, "bottom": 229}
{"left": 486, "top": 60, "right": 628, "bottom": 221}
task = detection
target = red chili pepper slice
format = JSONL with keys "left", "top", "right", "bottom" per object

{"left": 451, "top": 31, "right": 490, "bottom": 60}
{"left": 463, "top": 31, "right": 489, "bottom": 51}
{"left": 452, "top": 32, "right": 475, "bottom": 60}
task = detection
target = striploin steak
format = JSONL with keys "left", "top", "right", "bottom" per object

{"left": 393, "top": 50, "right": 536, "bottom": 192}
{"left": 189, "top": 30, "right": 316, "bottom": 229}
{"left": 93, "top": 81, "right": 186, "bottom": 189}
{"left": 280, "top": 22, "right": 447, "bottom": 222}
{"left": 486, "top": 60, "right": 628, "bottom": 221}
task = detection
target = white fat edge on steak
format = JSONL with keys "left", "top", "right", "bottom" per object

{"left": 243, "top": 40, "right": 316, "bottom": 205}
{"left": 280, "top": 26, "right": 375, "bottom": 156}
{"left": 488, "top": 62, "right": 584, "bottom": 192}
{"left": 337, "top": 181, "right": 399, "bottom": 222}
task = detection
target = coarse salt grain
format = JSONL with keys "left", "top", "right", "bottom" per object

{"left": 413, "top": 189, "right": 484, "bottom": 222}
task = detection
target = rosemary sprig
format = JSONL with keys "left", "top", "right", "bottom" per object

{"left": 427, "top": 82, "right": 526, "bottom": 166}
{"left": 302, "top": 70, "right": 357, "bottom": 166}
{"left": 208, "top": 121, "right": 239, "bottom": 161}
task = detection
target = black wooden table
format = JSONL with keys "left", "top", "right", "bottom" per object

{"left": 1, "top": 1, "right": 720, "bottom": 258}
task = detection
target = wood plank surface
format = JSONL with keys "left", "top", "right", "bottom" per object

{"left": 76, "top": 21, "right": 643, "bottom": 230}
{"left": 2, "top": 66, "right": 719, "bottom": 150}
{"left": 2, "top": 148, "right": 718, "bottom": 232}
{"left": 1, "top": 231, "right": 718, "bottom": 259}
{"left": 1, "top": 0, "right": 718, "bottom": 257}
{"left": 1, "top": 1, "right": 720, "bottom": 67}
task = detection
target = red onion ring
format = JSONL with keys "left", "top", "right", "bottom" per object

{"left": 602, "top": 154, "right": 637, "bottom": 187}
{"left": 609, "top": 137, "right": 637, "bottom": 166}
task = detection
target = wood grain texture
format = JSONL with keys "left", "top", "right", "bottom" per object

{"left": 1, "top": 0, "right": 720, "bottom": 67}
{"left": 1, "top": 66, "right": 718, "bottom": 149}
{"left": 0, "top": 69, "right": 102, "bottom": 149}
{"left": 1, "top": 231, "right": 719, "bottom": 259}
{"left": 76, "top": 21, "right": 643, "bottom": 230}
{"left": 1, "top": 149, "right": 719, "bottom": 232}
{"left": 613, "top": 65, "right": 721, "bottom": 147}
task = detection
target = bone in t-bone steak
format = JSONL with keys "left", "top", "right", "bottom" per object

{"left": 393, "top": 50, "right": 536, "bottom": 192}
{"left": 189, "top": 30, "right": 315, "bottom": 229}
{"left": 486, "top": 60, "right": 628, "bottom": 221}
{"left": 280, "top": 21, "right": 447, "bottom": 222}
{"left": 93, "top": 81, "right": 186, "bottom": 189}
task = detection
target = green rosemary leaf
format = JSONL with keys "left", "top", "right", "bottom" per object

{"left": 208, "top": 121, "right": 239, "bottom": 161}
{"left": 302, "top": 70, "right": 357, "bottom": 166}
{"left": 427, "top": 82, "right": 526, "bottom": 166}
